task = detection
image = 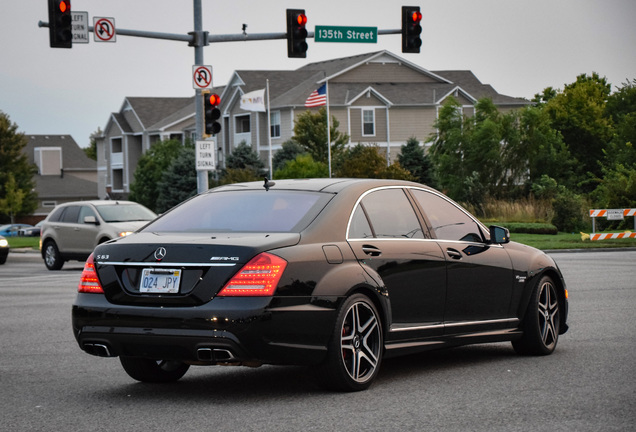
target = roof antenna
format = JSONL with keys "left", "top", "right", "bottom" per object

{"left": 263, "top": 177, "right": 275, "bottom": 191}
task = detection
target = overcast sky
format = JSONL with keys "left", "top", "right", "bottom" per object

{"left": 1, "top": 0, "right": 634, "bottom": 148}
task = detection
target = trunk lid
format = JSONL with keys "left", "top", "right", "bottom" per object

{"left": 92, "top": 231, "right": 300, "bottom": 306}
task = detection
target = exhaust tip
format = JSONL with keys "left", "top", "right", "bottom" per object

{"left": 197, "top": 347, "right": 236, "bottom": 362}
{"left": 83, "top": 343, "right": 113, "bottom": 357}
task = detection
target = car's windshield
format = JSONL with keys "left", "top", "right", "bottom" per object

{"left": 95, "top": 204, "right": 156, "bottom": 223}
{"left": 144, "top": 190, "right": 331, "bottom": 233}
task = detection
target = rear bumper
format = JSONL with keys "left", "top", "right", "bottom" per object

{"left": 72, "top": 293, "right": 338, "bottom": 366}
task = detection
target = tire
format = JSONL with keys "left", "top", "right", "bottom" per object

{"left": 512, "top": 275, "right": 561, "bottom": 355}
{"left": 0, "top": 255, "right": 7, "bottom": 265}
{"left": 321, "top": 293, "right": 383, "bottom": 392}
{"left": 43, "top": 241, "right": 64, "bottom": 270}
{"left": 119, "top": 357, "right": 190, "bottom": 383}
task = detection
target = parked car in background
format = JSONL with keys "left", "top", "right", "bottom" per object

{"left": 0, "top": 235, "right": 9, "bottom": 264}
{"left": 18, "top": 221, "right": 44, "bottom": 237}
{"left": 41, "top": 200, "right": 156, "bottom": 270}
{"left": 72, "top": 179, "right": 569, "bottom": 391}
{"left": 0, "top": 224, "right": 32, "bottom": 237}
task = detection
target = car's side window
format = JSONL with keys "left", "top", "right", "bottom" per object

{"left": 411, "top": 190, "right": 483, "bottom": 242}
{"left": 60, "top": 206, "right": 81, "bottom": 223}
{"left": 351, "top": 189, "right": 424, "bottom": 239}
{"left": 47, "top": 206, "right": 65, "bottom": 222}
{"left": 349, "top": 205, "right": 374, "bottom": 238}
{"left": 78, "top": 206, "right": 97, "bottom": 224}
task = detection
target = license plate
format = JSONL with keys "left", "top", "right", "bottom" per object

{"left": 140, "top": 268, "right": 181, "bottom": 294}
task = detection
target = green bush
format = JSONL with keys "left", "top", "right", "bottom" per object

{"left": 498, "top": 222, "right": 558, "bottom": 235}
{"left": 551, "top": 191, "right": 587, "bottom": 232}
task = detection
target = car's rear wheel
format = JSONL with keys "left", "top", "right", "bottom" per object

{"left": 119, "top": 357, "right": 190, "bottom": 383}
{"left": 43, "top": 241, "right": 63, "bottom": 270}
{"left": 513, "top": 275, "right": 560, "bottom": 355}
{"left": 322, "top": 293, "right": 383, "bottom": 392}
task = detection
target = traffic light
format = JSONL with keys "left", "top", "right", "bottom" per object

{"left": 48, "top": 0, "right": 72, "bottom": 48}
{"left": 286, "top": 9, "right": 308, "bottom": 58}
{"left": 402, "top": 6, "right": 422, "bottom": 53}
{"left": 202, "top": 91, "right": 221, "bottom": 137}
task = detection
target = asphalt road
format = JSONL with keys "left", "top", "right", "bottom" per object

{"left": 0, "top": 250, "right": 634, "bottom": 432}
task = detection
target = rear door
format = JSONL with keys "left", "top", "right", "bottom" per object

{"left": 347, "top": 187, "right": 447, "bottom": 339}
{"left": 410, "top": 189, "right": 514, "bottom": 333}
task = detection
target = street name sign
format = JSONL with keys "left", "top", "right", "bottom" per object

{"left": 315, "top": 25, "right": 377, "bottom": 43}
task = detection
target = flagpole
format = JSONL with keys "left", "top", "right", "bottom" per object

{"left": 266, "top": 79, "right": 272, "bottom": 178}
{"left": 325, "top": 80, "right": 331, "bottom": 178}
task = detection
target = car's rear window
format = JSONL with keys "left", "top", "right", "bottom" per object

{"left": 95, "top": 204, "right": 157, "bottom": 223}
{"left": 143, "top": 190, "right": 331, "bottom": 233}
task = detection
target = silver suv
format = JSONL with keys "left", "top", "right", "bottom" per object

{"left": 41, "top": 200, "right": 156, "bottom": 270}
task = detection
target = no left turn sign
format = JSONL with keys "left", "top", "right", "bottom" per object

{"left": 94, "top": 17, "right": 116, "bottom": 42}
{"left": 193, "top": 66, "right": 213, "bottom": 89}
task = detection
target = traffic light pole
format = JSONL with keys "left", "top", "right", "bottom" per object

{"left": 192, "top": 0, "right": 208, "bottom": 193}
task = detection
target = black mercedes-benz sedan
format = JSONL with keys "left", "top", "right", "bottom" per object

{"left": 72, "top": 178, "right": 568, "bottom": 391}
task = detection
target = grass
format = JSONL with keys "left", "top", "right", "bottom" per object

{"left": 6, "top": 236, "right": 40, "bottom": 250}
{"left": 511, "top": 232, "right": 636, "bottom": 250}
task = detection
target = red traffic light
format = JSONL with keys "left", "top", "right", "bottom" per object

{"left": 208, "top": 93, "right": 221, "bottom": 106}
{"left": 296, "top": 13, "right": 307, "bottom": 26}
{"left": 410, "top": 11, "right": 422, "bottom": 23}
{"left": 59, "top": 0, "right": 69, "bottom": 13}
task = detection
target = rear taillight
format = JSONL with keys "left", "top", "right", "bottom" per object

{"left": 218, "top": 252, "right": 287, "bottom": 297}
{"left": 78, "top": 253, "right": 104, "bottom": 294}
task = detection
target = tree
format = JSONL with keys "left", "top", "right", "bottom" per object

{"left": 272, "top": 140, "right": 307, "bottom": 172}
{"left": 333, "top": 144, "right": 414, "bottom": 180}
{"left": 398, "top": 137, "right": 432, "bottom": 184}
{"left": 224, "top": 141, "right": 267, "bottom": 177}
{"left": 591, "top": 79, "right": 636, "bottom": 210}
{"left": 274, "top": 154, "right": 328, "bottom": 179}
{"left": 293, "top": 107, "right": 349, "bottom": 164}
{"left": 84, "top": 127, "right": 101, "bottom": 161}
{"left": 0, "top": 174, "right": 26, "bottom": 224}
{"left": 543, "top": 73, "right": 613, "bottom": 188}
{"left": 0, "top": 111, "right": 37, "bottom": 223}
{"left": 156, "top": 147, "right": 198, "bottom": 213}
{"left": 517, "top": 106, "right": 575, "bottom": 189}
{"left": 128, "top": 139, "right": 183, "bottom": 212}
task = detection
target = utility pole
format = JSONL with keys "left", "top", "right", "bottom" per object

{"left": 192, "top": 0, "right": 208, "bottom": 193}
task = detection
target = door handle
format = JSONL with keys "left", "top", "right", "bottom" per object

{"left": 446, "top": 248, "right": 462, "bottom": 260}
{"left": 362, "top": 245, "right": 382, "bottom": 257}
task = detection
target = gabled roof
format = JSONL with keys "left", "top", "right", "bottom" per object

{"left": 146, "top": 96, "right": 197, "bottom": 132}
{"left": 301, "top": 50, "right": 452, "bottom": 85}
{"left": 433, "top": 70, "right": 527, "bottom": 104}
{"left": 124, "top": 97, "right": 193, "bottom": 130}
{"left": 25, "top": 135, "right": 96, "bottom": 170}
{"left": 33, "top": 175, "right": 98, "bottom": 199}
{"left": 110, "top": 112, "right": 133, "bottom": 134}
{"left": 223, "top": 70, "right": 322, "bottom": 110}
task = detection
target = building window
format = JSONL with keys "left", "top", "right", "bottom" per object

{"left": 235, "top": 115, "right": 251, "bottom": 133}
{"left": 362, "top": 109, "right": 375, "bottom": 136}
{"left": 270, "top": 111, "right": 281, "bottom": 138}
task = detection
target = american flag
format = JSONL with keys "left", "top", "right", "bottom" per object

{"left": 304, "top": 84, "right": 327, "bottom": 107}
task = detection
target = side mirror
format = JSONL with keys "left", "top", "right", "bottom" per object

{"left": 489, "top": 225, "right": 510, "bottom": 244}
{"left": 84, "top": 216, "right": 99, "bottom": 225}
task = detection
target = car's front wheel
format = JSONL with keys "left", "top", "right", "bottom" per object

{"left": 513, "top": 275, "right": 561, "bottom": 355}
{"left": 321, "top": 293, "right": 383, "bottom": 392}
{"left": 43, "top": 241, "right": 63, "bottom": 270}
{"left": 119, "top": 357, "right": 190, "bottom": 383}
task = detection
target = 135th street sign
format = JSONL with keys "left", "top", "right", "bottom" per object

{"left": 315, "top": 25, "right": 377, "bottom": 43}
